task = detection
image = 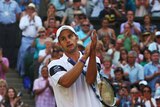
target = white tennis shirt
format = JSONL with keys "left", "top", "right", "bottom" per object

{"left": 48, "top": 52, "right": 102, "bottom": 107}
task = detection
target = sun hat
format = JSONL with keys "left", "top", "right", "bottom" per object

{"left": 28, "top": 3, "right": 36, "bottom": 9}
{"left": 155, "top": 31, "right": 160, "bottom": 37}
{"left": 139, "top": 80, "right": 148, "bottom": 86}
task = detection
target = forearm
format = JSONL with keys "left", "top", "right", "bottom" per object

{"left": 34, "top": 87, "right": 47, "bottom": 95}
{"left": 86, "top": 49, "right": 97, "bottom": 85}
{"left": 58, "top": 56, "right": 88, "bottom": 88}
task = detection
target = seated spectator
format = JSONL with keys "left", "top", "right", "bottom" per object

{"left": 144, "top": 50, "right": 160, "bottom": 93}
{"left": 33, "top": 65, "right": 56, "bottom": 107}
{"left": 0, "top": 47, "right": 9, "bottom": 80}
{"left": 76, "top": 20, "right": 93, "bottom": 47}
{"left": 118, "top": 23, "right": 139, "bottom": 52}
{"left": 141, "top": 15, "right": 157, "bottom": 35}
{"left": 120, "top": 10, "right": 141, "bottom": 36}
{"left": 38, "top": 38, "right": 53, "bottom": 76}
{"left": 46, "top": 17, "right": 58, "bottom": 40}
{"left": 117, "top": 48, "right": 128, "bottom": 68}
{"left": 1, "top": 87, "right": 23, "bottom": 107}
{"left": 140, "top": 48, "right": 151, "bottom": 66}
{"left": 135, "top": 0, "right": 149, "bottom": 17}
{"left": 150, "top": 0, "right": 160, "bottom": 17}
{"left": 0, "top": 79, "right": 7, "bottom": 102}
{"left": 139, "top": 80, "right": 148, "bottom": 92}
{"left": 112, "top": 67, "right": 130, "bottom": 94}
{"left": 142, "top": 85, "right": 157, "bottom": 107}
{"left": 140, "top": 31, "right": 154, "bottom": 51}
{"left": 129, "top": 86, "right": 144, "bottom": 107}
{"left": 132, "top": 44, "right": 144, "bottom": 63}
{"left": 61, "top": 0, "right": 86, "bottom": 25}
{"left": 90, "top": 0, "right": 104, "bottom": 17}
{"left": 148, "top": 31, "right": 160, "bottom": 53}
{"left": 107, "top": 39, "right": 124, "bottom": 66}
{"left": 97, "top": 18, "right": 116, "bottom": 41}
{"left": 123, "top": 51, "right": 144, "bottom": 86}
{"left": 50, "top": 0, "right": 66, "bottom": 18}
{"left": 43, "top": 3, "right": 61, "bottom": 28}
{"left": 99, "top": 55, "right": 114, "bottom": 80}
{"left": 98, "top": 0, "right": 121, "bottom": 28}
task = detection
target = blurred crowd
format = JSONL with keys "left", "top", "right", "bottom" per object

{"left": 0, "top": 0, "right": 160, "bottom": 106}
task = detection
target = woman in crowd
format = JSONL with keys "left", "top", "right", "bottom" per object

{"left": 1, "top": 87, "right": 23, "bottom": 107}
{"left": 141, "top": 15, "right": 157, "bottom": 35}
{"left": 118, "top": 48, "right": 128, "bottom": 69}
{"left": 140, "top": 48, "right": 151, "bottom": 66}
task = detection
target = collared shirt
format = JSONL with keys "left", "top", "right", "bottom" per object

{"left": 48, "top": 52, "right": 102, "bottom": 107}
{"left": 0, "top": 0, "right": 21, "bottom": 24}
{"left": 120, "top": 21, "right": 141, "bottom": 35}
{"left": 19, "top": 14, "right": 42, "bottom": 38}
{"left": 33, "top": 77, "right": 56, "bottom": 107}
{"left": 144, "top": 62, "right": 160, "bottom": 92}
{"left": 123, "top": 63, "right": 144, "bottom": 83}
{"left": 148, "top": 42, "right": 160, "bottom": 53}
{"left": 77, "top": 30, "right": 91, "bottom": 48}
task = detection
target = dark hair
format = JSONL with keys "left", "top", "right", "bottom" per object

{"left": 5, "top": 87, "right": 17, "bottom": 101}
{"left": 114, "top": 67, "right": 124, "bottom": 74}
{"left": 142, "top": 85, "right": 152, "bottom": 93}
{"left": 151, "top": 50, "right": 159, "bottom": 55}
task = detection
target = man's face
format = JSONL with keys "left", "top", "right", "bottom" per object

{"left": 156, "top": 36, "right": 160, "bottom": 44}
{"left": 58, "top": 30, "right": 78, "bottom": 54}
{"left": 127, "top": 54, "right": 136, "bottom": 65}
{"left": 115, "top": 71, "right": 123, "bottom": 81}
{"left": 81, "top": 21, "right": 90, "bottom": 32}
{"left": 151, "top": 53, "right": 159, "bottom": 63}
{"left": 127, "top": 11, "right": 134, "bottom": 21}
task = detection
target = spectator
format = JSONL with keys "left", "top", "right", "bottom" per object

{"left": 135, "top": 0, "right": 149, "bottom": 17}
{"left": 46, "top": 17, "right": 58, "bottom": 40}
{"left": 141, "top": 15, "right": 157, "bottom": 35}
{"left": 17, "top": 3, "right": 42, "bottom": 77}
{"left": 50, "top": 0, "right": 66, "bottom": 18}
{"left": 112, "top": 67, "right": 130, "bottom": 95}
{"left": 140, "top": 31, "right": 154, "bottom": 51}
{"left": 142, "top": 85, "right": 157, "bottom": 107}
{"left": 154, "top": 85, "right": 160, "bottom": 106}
{"left": 76, "top": 19, "right": 93, "bottom": 47}
{"left": 0, "top": 0, "right": 21, "bottom": 68}
{"left": 0, "top": 47, "right": 9, "bottom": 80}
{"left": 150, "top": 0, "right": 160, "bottom": 17}
{"left": 0, "top": 79, "right": 7, "bottom": 102}
{"left": 99, "top": 55, "right": 114, "bottom": 80}
{"left": 139, "top": 80, "right": 148, "bottom": 92}
{"left": 123, "top": 51, "right": 144, "bottom": 86}
{"left": 132, "top": 44, "right": 144, "bottom": 63}
{"left": 120, "top": 10, "right": 141, "bottom": 36}
{"left": 107, "top": 39, "right": 123, "bottom": 66}
{"left": 97, "top": 18, "right": 116, "bottom": 41}
{"left": 140, "top": 48, "right": 151, "bottom": 66}
{"left": 144, "top": 50, "right": 160, "bottom": 93}
{"left": 33, "top": 65, "right": 56, "bottom": 107}
{"left": 91, "top": 0, "right": 104, "bottom": 17}
{"left": 98, "top": 0, "right": 121, "bottom": 28}
{"left": 118, "top": 48, "right": 128, "bottom": 68}
{"left": 38, "top": 37, "right": 53, "bottom": 76}
{"left": 148, "top": 31, "right": 160, "bottom": 53}
{"left": 61, "top": 0, "right": 86, "bottom": 25}
{"left": 43, "top": 3, "right": 61, "bottom": 28}
{"left": 118, "top": 23, "right": 139, "bottom": 52}
{"left": 1, "top": 87, "right": 23, "bottom": 107}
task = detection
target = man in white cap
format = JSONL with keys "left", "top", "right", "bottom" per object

{"left": 17, "top": 3, "right": 42, "bottom": 76}
{"left": 48, "top": 25, "right": 102, "bottom": 107}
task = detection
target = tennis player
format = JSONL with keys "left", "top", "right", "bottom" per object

{"left": 48, "top": 25, "right": 102, "bottom": 107}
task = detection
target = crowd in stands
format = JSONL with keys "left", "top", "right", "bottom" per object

{"left": 0, "top": 0, "right": 160, "bottom": 106}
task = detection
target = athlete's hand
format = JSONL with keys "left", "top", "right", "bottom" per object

{"left": 90, "top": 30, "right": 97, "bottom": 50}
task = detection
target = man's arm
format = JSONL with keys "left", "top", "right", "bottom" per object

{"left": 86, "top": 30, "right": 98, "bottom": 85}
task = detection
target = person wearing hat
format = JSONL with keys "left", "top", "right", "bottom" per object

{"left": 140, "top": 31, "right": 154, "bottom": 51}
{"left": 48, "top": 25, "right": 102, "bottom": 107}
{"left": 17, "top": 4, "right": 42, "bottom": 76}
{"left": 148, "top": 31, "right": 160, "bottom": 53}
{"left": 61, "top": 0, "right": 86, "bottom": 25}
{"left": 0, "top": 0, "right": 21, "bottom": 68}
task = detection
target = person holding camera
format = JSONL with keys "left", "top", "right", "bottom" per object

{"left": 1, "top": 87, "right": 23, "bottom": 107}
